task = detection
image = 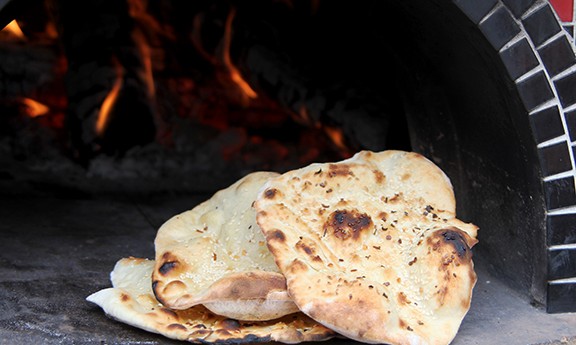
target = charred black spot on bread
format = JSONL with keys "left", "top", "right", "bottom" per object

{"left": 264, "top": 188, "right": 278, "bottom": 199}
{"left": 324, "top": 209, "right": 373, "bottom": 240}
{"left": 167, "top": 323, "right": 187, "bottom": 331}
{"left": 151, "top": 284, "right": 168, "bottom": 307}
{"left": 267, "top": 229, "right": 286, "bottom": 242}
{"left": 296, "top": 240, "right": 315, "bottom": 256}
{"left": 221, "top": 318, "right": 241, "bottom": 330}
{"left": 441, "top": 228, "right": 472, "bottom": 259}
{"left": 243, "top": 334, "right": 272, "bottom": 343}
{"left": 159, "top": 261, "right": 178, "bottom": 275}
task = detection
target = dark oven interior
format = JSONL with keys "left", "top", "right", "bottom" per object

{"left": 1, "top": 0, "right": 576, "bottom": 343}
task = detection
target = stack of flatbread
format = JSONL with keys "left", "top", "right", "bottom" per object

{"left": 87, "top": 150, "right": 479, "bottom": 345}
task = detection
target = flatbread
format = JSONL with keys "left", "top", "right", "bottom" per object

{"left": 254, "top": 150, "right": 479, "bottom": 345}
{"left": 86, "top": 257, "right": 337, "bottom": 344}
{"left": 152, "top": 171, "right": 300, "bottom": 321}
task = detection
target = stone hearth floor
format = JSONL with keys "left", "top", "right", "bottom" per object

{"left": 0, "top": 195, "right": 574, "bottom": 345}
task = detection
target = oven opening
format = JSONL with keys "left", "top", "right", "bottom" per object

{"left": 1, "top": 0, "right": 575, "bottom": 343}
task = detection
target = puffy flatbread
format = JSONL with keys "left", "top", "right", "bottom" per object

{"left": 254, "top": 150, "right": 479, "bottom": 345}
{"left": 152, "top": 171, "right": 299, "bottom": 321}
{"left": 86, "top": 257, "right": 337, "bottom": 344}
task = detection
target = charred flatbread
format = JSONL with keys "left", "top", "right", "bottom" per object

{"left": 87, "top": 257, "right": 337, "bottom": 344}
{"left": 254, "top": 150, "right": 478, "bottom": 345}
{"left": 152, "top": 171, "right": 299, "bottom": 321}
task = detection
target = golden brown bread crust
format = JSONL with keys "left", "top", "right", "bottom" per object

{"left": 255, "top": 150, "right": 478, "bottom": 345}
{"left": 87, "top": 257, "right": 337, "bottom": 344}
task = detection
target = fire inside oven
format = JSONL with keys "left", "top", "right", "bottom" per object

{"left": 1, "top": 0, "right": 575, "bottom": 342}
{"left": 0, "top": 0, "right": 416, "bottom": 195}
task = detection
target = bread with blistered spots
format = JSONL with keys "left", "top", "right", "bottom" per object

{"left": 87, "top": 257, "right": 337, "bottom": 344}
{"left": 152, "top": 171, "right": 299, "bottom": 321}
{"left": 254, "top": 150, "right": 478, "bottom": 345}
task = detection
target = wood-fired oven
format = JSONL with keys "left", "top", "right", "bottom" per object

{"left": 1, "top": 0, "right": 575, "bottom": 343}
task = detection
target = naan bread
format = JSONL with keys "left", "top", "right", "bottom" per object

{"left": 152, "top": 171, "right": 299, "bottom": 321}
{"left": 86, "top": 257, "right": 337, "bottom": 344}
{"left": 254, "top": 150, "right": 479, "bottom": 345}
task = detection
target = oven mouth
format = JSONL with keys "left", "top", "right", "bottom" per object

{"left": 1, "top": 0, "right": 576, "bottom": 341}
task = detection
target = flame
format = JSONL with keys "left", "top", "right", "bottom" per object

{"left": 127, "top": 0, "right": 157, "bottom": 98}
{"left": 323, "top": 125, "right": 349, "bottom": 153}
{"left": 2, "top": 20, "right": 26, "bottom": 40}
{"left": 96, "top": 62, "right": 124, "bottom": 136}
{"left": 133, "top": 30, "right": 156, "bottom": 98}
{"left": 21, "top": 98, "right": 49, "bottom": 117}
{"left": 295, "top": 104, "right": 321, "bottom": 127}
{"left": 221, "top": 8, "right": 257, "bottom": 100}
{"left": 45, "top": 22, "right": 59, "bottom": 40}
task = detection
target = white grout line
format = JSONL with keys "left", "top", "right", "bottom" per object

{"left": 528, "top": 99, "right": 560, "bottom": 114}
{"left": 549, "top": 243, "right": 576, "bottom": 250}
{"left": 514, "top": 65, "right": 543, "bottom": 83}
{"left": 479, "top": 2, "right": 504, "bottom": 25}
{"left": 564, "top": 103, "right": 576, "bottom": 113}
{"left": 543, "top": 169, "right": 575, "bottom": 182}
{"left": 547, "top": 204, "right": 576, "bottom": 215}
{"left": 536, "top": 30, "right": 567, "bottom": 50}
{"left": 549, "top": 277, "right": 576, "bottom": 284}
{"left": 551, "top": 65, "right": 576, "bottom": 81}
{"left": 500, "top": 31, "right": 528, "bottom": 52}
{"left": 536, "top": 134, "right": 567, "bottom": 148}
{"left": 521, "top": 0, "right": 549, "bottom": 20}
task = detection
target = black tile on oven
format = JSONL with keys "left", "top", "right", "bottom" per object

{"left": 530, "top": 106, "right": 564, "bottom": 144}
{"left": 548, "top": 248, "right": 576, "bottom": 280}
{"left": 523, "top": 5, "right": 562, "bottom": 47}
{"left": 538, "top": 142, "right": 572, "bottom": 177}
{"left": 554, "top": 72, "right": 576, "bottom": 108}
{"left": 500, "top": 38, "right": 540, "bottom": 80}
{"left": 566, "top": 110, "right": 576, "bottom": 142}
{"left": 517, "top": 71, "right": 555, "bottom": 111}
{"left": 548, "top": 213, "right": 576, "bottom": 246}
{"left": 479, "top": 6, "right": 521, "bottom": 50}
{"left": 501, "top": 0, "right": 537, "bottom": 17}
{"left": 538, "top": 37, "right": 576, "bottom": 78}
{"left": 547, "top": 282, "right": 576, "bottom": 313}
{"left": 544, "top": 176, "right": 576, "bottom": 210}
{"left": 453, "top": 0, "right": 498, "bottom": 24}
